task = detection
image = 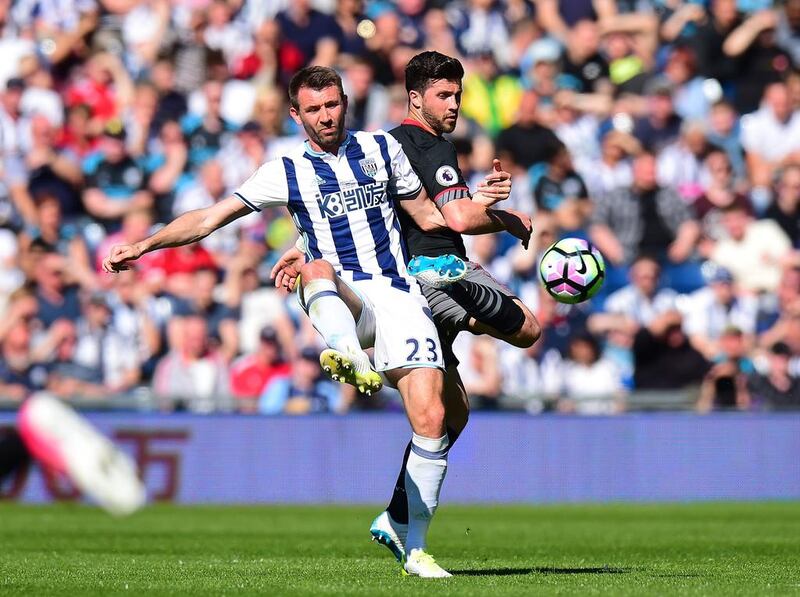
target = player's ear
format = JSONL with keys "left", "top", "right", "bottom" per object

{"left": 409, "top": 89, "right": 422, "bottom": 110}
{"left": 289, "top": 106, "right": 302, "bottom": 126}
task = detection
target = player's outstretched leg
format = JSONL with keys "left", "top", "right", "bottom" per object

{"left": 17, "top": 394, "right": 145, "bottom": 516}
{"left": 385, "top": 366, "right": 452, "bottom": 578}
{"left": 298, "top": 260, "right": 382, "bottom": 394}
{"left": 406, "top": 254, "right": 467, "bottom": 289}
{"left": 372, "top": 365, "right": 469, "bottom": 563}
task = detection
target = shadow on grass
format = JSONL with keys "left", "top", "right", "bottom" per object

{"left": 451, "top": 566, "right": 630, "bottom": 577}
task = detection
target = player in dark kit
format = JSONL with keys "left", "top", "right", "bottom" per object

{"left": 367, "top": 51, "right": 542, "bottom": 561}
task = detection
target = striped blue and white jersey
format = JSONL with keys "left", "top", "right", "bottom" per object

{"left": 234, "top": 130, "right": 423, "bottom": 292}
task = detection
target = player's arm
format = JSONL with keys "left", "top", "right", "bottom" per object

{"left": 396, "top": 187, "right": 448, "bottom": 232}
{"left": 442, "top": 201, "right": 533, "bottom": 248}
{"left": 103, "top": 196, "right": 250, "bottom": 272}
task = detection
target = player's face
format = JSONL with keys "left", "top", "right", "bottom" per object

{"left": 419, "top": 79, "right": 462, "bottom": 134}
{"left": 290, "top": 85, "right": 348, "bottom": 151}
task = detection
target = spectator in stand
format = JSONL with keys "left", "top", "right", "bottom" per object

{"left": 149, "top": 57, "right": 188, "bottom": 132}
{"left": 692, "top": 0, "right": 742, "bottom": 86}
{"left": 180, "top": 80, "right": 236, "bottom": 171}
{"left": 722, "top": 8, "right": 791, "bottom": 115}
{"left": 82, "top": 120, "right": 153, "bottom": 233}
{"left": 697, "top": 326, "right": 754, "bottom": 412}
{"left": 589, "top": 151, "right": 700, "bottom": 280}
{"left": 757, "top": 266, "right": 800, "bottom": 351}
{"left": 531, "top": 140, "right": 591, "bottom": 234}
{"left": 73, "top": 293, "right": 140, "bottom": 394}
{"left": 656, "top": 120, "right": 710, "bottom": 202}
{"left": 33, "top": 251, "right": 81, "bottom": 328}
{"left": 694, "top": 149, "right": 752, "bottom": 258}
{"left": 275, "top": 0, "right": 342, "bottom": 83}
{"left": 230, "top": 326, "right": 291, "bottom": 409}
{"left": 19, "top": 192, "right": 95, "bottom": 289}
{"left": 777, "top": 0, "right": 800, "bottom": 64}
{"left": 663, "top": 45, "right": 715, "bottom": 121}
{"left": 706, "top": 100, "right": 746, "bottom": 180}
{"left": 562, "top": 19, "right": 610, "bottom": 94}
{"left": 748, "top": 341, "right": 800, "bottom": 410}
{"left": 462, "top": 50, "right": 523, "bottom": 137}
{"left": 766, "top": 164, "right": 800, "bottom": 246}
{"left": 152, "top": 315, "right": 230, "bottom": 413}
{"left": 258, "top": 346, "right": 342, "bottom": 415}
{"left": 46, "top": 318, "right": 107, "bottom": 400}
{"left": 633, "top": 310, "right": 709, "bottom": 391}
{"left": 0, "top": 288, "right": 48, "bottom": 400}
{"left": 458, "top": 335, "right": 503, "bottom": 410}
{"left": 23, "top": 114, "right": 83, "bottom": 220}
{"left": 683, "top": 262, "right": 758, "bottom": 360}
{"left": 582, "top": 129, "right": 639, "bottom": 198}
{"left": 342, "top": 57, "right": 388, "bottom": 132}
{"left": 633, "top": 78, "right": 683, "bottom": 154}
{"left": 710, "top": 203, "right": 792, "bottom": 293}
{"left": 495, "top": 90, "right": 561, "bottom": 172}
{"left": 740, "top": 82, "right": 800, "bottom": 195}
{"left": 107, "top": 269, "right": 160, "bottom": 381}
{"left": 557, "top": 333, "right": 624, "bottom": 415}
{"left": 143, "top": 118, "right": 191, "bottom": 223}
{"left": 602, "top": 255, "right": 679, "bottom": 326}
{"left": 174, "top": 267, "right": 238, "bottom": 361}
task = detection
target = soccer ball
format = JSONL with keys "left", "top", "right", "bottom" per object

{"left": 539, "top": 238, "right": 605, "bottom": 304}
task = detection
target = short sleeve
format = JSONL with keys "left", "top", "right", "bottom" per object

{"left": 382, "top": 132, "right": 423, "bottom": 200}
{"left": 234, "top": 159, "right": 289, "bottom": 212}
{"left": 422, "top": 141, "right": 470, "bottom": 209}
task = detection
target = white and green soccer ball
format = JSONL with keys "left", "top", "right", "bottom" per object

{"left": 539, "top": 238, "right": 605, "bottom": 304}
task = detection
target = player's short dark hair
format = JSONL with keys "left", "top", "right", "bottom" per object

{"left": 405, "top": 51, "right": 465, "bottom": 94}
{"left": 288, "top": 66, "right": 345, "bottom": 110}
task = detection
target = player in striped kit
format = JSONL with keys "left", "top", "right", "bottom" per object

{"left": 103, "top": 66, "right": 493, "bottom": 577}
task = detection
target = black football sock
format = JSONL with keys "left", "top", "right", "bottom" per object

{"left": 385, "top": 425, "right": 463, "bottom": 525}
{"left": 0, "top": 429, "right": 30, "bottom": 483}
{"left": 447, "top": 281, "right": 525, "bottom": 335}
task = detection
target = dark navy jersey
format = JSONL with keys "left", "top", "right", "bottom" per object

{"left": 389, "top": 119, "right": 468, "bottom": 259}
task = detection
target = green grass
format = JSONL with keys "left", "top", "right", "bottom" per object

{"left": 1, "top": 503, "right": 799, "bottom": 596}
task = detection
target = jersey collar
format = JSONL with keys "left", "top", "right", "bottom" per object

{"left": 303, "top": 130, "right": 353, "bottom": 158}
{"left": 402, "top": 117, "right": 438, "bottom": 136}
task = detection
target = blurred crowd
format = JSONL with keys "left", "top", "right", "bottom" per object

{"left": 0, "top": 0, "right": 799, "bottom": 415}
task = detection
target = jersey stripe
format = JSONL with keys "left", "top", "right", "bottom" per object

{"left": 374, "top": 135, "right": 393, "bottom": 180}
{"left": 348, "top": 136, "right": 410, "bottom": 291}
{"left": 305, "top": 153, "right": 371, "bottom": 281}
{"left": 282, "top": 157, "right": 322, "bottom": 260}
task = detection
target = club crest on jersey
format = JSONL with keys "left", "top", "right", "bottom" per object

{"left": 435, "top": 165, "right": 457, "bottom": 186}
{"left": 359, "top": 157, "right": 378, "bottom": 178}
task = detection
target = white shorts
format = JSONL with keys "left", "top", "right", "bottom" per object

{"left": 345, "top": 279, "right": 445, "bottom": 372}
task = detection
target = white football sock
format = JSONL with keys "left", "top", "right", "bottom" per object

{"left": 303, "top": 278, "right": 364, "bottom": 360}
{"left": 405, "top": 432, "right": 449, "bottom": 553}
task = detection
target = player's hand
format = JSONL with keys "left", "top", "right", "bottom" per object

{"left": 102, "top": 244, "right": 142, "bottom": 273}
{"left": 271, "top": 246, "right": 305, "bottom": 292}
{"left": 474, "top": 159, "right": 512, "bottom": 206}
{"left": 497, "top": 209, "right": 532, "bottom": 250}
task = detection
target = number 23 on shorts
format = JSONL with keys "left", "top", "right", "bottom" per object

{"left": 405, "top": 337, "right": 439, "bottom": 363}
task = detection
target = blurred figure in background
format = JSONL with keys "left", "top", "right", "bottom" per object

{"left": 748, "top": 342, "right": 800, "bottom": 410}
{"left": 230, "top": 326, "right": 292, "bottom": 410}
{"left": 258, "top": 347, "right": 343, "bottom": 415}
{"left": 557, "top": 334, "right": 625, "bottom": 415}
{"left": 697, "top": 327, "right": 754, "bottom": 412}
{"left": 152, "top": 315, "right": 230, "bottom": 413}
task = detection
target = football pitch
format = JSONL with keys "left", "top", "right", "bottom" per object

{"left": 1, "top": 502, "right": 799, "bottom": 596}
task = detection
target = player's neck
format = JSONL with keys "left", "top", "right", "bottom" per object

{"left": 403, "top": 111, "right": 439, "bottom": 136}
{"left": 306, "top": 131, "right": 348, "bottom": 155}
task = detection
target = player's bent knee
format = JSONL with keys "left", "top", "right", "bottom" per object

{"left": 512, "top": 315, "right": 542, "bottom": 349}
{"left": 299, "top": 259, "right": 335, "bottom": 283}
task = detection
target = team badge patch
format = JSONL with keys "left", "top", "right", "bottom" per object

{"left": 435, "top": 165, "right": 458, "bottom": 186}
{"left": 359, "top": 157, "right": 378, "bottom": 178}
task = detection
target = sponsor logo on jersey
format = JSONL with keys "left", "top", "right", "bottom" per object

{"left": 435, "top": 165, "right": 457, "bottom": 187}
{"left": 359, "top": 157, "right": 378, "bottom": 178}
{"left": 317, "top": 181, "right": 387, "bottom": 219}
